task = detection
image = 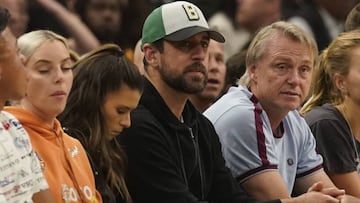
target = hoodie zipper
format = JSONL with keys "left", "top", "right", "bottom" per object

{"left": 188, "top": 127, "right": 205, "bottom": 200}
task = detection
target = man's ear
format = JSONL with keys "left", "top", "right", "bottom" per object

{"left": 248, "top": 63, "right": 257, "bottom": 82}
{"left": 143, "top": 44, "right": 159, "bottom": 67}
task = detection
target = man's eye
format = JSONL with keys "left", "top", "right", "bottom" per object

{"left": 300, "top": 66, "right": 310, "bottom": 73}
{"left": 200, "top": 42, "right": 208, "bottom": 48}
{"left": 179, "top": 41, "right": 192, "bottom": 49}
{"left": 299, "top": 66, "right": 312, "bottom": 77}
{"left": 215, "top": 56, "right": 224, "bottom": 63}
{"left": 277, "top": 64, "right": 286, "bottom": 69}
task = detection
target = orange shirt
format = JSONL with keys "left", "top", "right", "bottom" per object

{"left": 5, "top": 107, "right": 102, "bottom": 203}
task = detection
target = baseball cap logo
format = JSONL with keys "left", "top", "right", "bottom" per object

{"left": 182, "top": 4, "right": 199, "bottom": 21}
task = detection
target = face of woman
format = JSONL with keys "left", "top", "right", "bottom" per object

{"left": 23, "top": 40, "right": 73, "bottom": 120}
{"left": 102, "top": 85, "right": 141, "bottom": 140}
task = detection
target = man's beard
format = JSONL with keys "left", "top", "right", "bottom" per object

{"left": 159, "top": 62, "right": 207, "bottom": 94}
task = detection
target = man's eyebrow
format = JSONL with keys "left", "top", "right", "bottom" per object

{"left": 202, "top": 35, "right": 210, "bottom": 40}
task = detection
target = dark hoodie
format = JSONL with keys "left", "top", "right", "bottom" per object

{"left": 118, "top": 78, "right": 280, "bottom": 203}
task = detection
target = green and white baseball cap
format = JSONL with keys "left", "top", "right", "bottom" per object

{"left": 141, "top": 1, "right": 225, "bottom": 48}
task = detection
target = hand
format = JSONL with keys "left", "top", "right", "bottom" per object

{"left": 281, "top": 182, "right": 345, "bottom": 203}
{"left": 293, "top": 191, "right": 340, "bottom": 203}
{"left": 308, "top": 181, "right": 345, "bottom": 198}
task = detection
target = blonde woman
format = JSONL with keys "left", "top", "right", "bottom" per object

{"left": 301, "top": 30, "right": 360, "bottom": 198}
{"left": 5, "top": 30, "right": 102, "bottom": 203}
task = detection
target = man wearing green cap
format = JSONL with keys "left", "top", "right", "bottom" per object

{"left": 118, "top": 1, "right": 345, "bottom": 203}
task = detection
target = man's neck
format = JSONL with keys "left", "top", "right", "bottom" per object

{"left": 148, "top": 77, "right": 188, "bottom": 121}
{"left": 262, "top": 105, "right": 288, "bottom": 132}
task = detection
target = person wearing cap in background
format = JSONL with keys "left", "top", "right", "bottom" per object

{"left": 117, "top": 2, "right": 347, "bottom": 203}
{"left": 189, "top": 39, "right": 227, "bottom": 113}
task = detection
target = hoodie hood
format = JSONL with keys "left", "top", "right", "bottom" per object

{"left": 4, "top": 107, "right": 63, "bottom": 140}
{"left": 4, "top": 106, "right": 102, "bottom": 203}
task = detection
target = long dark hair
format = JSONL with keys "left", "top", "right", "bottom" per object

{"left": 59, "top": 44, "right": 143, "bottom": 201}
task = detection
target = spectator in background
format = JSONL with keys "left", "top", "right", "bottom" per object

{"left": 0, "top": 7, "right": 54, "bottom": 203}
{"left": 133, "top": 38, "right": 145, "bottom": 75}
{"left": 235, "top": 0, "right": 282, "bottom": 51}
{"left": 5, "top": 30, "right": 102, "bottom": 203}
{"left": 222, "top": 50, "right": 247, "bottom": 93}
{"left": 287, "top": 0, "right": 357, "bottom": 51}
{"left": 301, "top": 30, "right": 360, "bottom": 198}
{"left": 121, "top": 0, "right": 157, "bottom": 60}
{"left": 205, "top": 21, "right": 351, "bottom": 202}
{"left": 34, "top": 0, "right": 100, "bottom": 55}
{"left": 236, "top": 0, "right": 281, "bottom": 37}
{"left": 27, "top": 0, "right": 69, "bottom": 38}
{"left": 281, "top": 0, "right": 306, "bottom": 20}
{"left": 209, "top": 0, "right": 282, "bottom": 59}
{"left": 189, "top": 39, "right": 226, "bottom": 112}
{"left": 208, "top": 0, "right": 250, "bottom": 60}
{"left": 0, "top": 0, "right": 28, "bottom": 37}
{"left": 345, "top": 3, "right": 360, "bottom": 31}
{"left": 59, "top": 44, "right": 143, "bottom": 203}
{"left": 187, "top": 0, "right": 222, "bottom": 19}
{"left": 74, "top": 0, "right": 127, "bottom": 52}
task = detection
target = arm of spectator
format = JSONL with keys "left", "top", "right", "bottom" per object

{"left": 32, "top": 189, "right": 55, "bottom": 203}
{"left": 295, "top": 170, "right": 360, "bottom": 202}
{"left": 281, "top": 182, "right": 344, "bottom": 203}
{"left": 293, "top": 170, "right": 336, "bottom": 195}
{"left": 305, "top": 117, "right": 360, "bottom": 198}
{"left": 242, "top": 167, "right": 344, "bottom": 203}
{"left": 242, "top": 171, "right": 291, "bottom": 200}
{"left": 328, "top": 171, "right": 360, "bottom": 198}
{"left": 35, "top": 0, "right": 100, "bottom": 54}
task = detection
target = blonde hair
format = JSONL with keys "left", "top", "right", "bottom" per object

{"left": 301, "top": 30, "right": 360, "bottom": 114}
{"left": 238, "top": 21, "right": 318, "bottom": 86}
{"left": 18, "top": 30, "right": 70, "bottom": 60}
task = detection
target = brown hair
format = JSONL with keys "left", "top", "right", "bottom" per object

{"left": 59, "top": 44, "right": 143, "bottom": 201}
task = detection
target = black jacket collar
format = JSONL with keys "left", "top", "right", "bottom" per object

{"left": 140, "top": 78, "right": 198, "bottom": 129}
